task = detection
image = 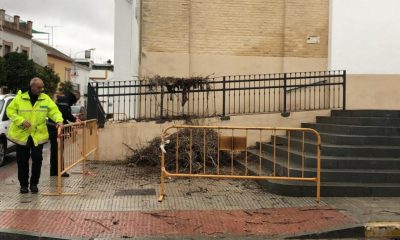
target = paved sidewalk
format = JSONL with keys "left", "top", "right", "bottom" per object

{"left": 0, "top": 145, "right": 399, "bottom": 239}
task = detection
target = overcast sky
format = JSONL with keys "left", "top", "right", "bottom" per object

{"left": 0, "top": 0, "right": 114, "bottom": 64}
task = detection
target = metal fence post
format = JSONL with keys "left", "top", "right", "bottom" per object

{"left": 87, "top": 83, "right": 106, "bottom": 128}
{"left": 222, "top": 76, "right": 226, "bottom": 117}
{"left": 343, "top": 70, "right": 346, "bottom": 110}
{"left": 95, "top": 82, "right": 99, "bottom": 121}
{"left": 87, "top": 83, "right": 95, "bottom": 120}
{"left": 283, "top": 73, "right": 287, "bottom": 114}
{"left": 160, "top": 86, "right": 164, "bottom": 119}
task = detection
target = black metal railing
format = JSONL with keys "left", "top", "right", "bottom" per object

{"left": 88, "top": 70, "right": 346, "bottom": 124}
{"left": 87, "top": 84, "right": 107, "bottom": 127}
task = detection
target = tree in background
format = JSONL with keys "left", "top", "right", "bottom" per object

{"left": 58, "top": 80, "right": 74, "bottom": 94}
{"left": 2, "top": 52, "right": 36, "bottom": 93}
{"left": 0, "top": 58, "right": 6, "bottom": 86}
{"left": 0, "top": 52, "right": 60, "bottom": 96}
{"left": 37, "top": 66, "right": 60, "bottom": 96}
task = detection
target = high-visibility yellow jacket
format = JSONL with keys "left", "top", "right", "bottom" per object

{"left": 6, "top": 90, "right": 63, "bottom": 146}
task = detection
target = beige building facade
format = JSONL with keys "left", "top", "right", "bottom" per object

{"left": 106, "top": 1, "right": 400, "bottom": 160}
{"left": 139, "top": 0, "right": 329, "bottom": 77}
{"left": 32, "top": 40, "right": 73, "bottom": 84}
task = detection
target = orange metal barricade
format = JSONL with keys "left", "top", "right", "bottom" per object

{"left": 43, "top": 119, "right": 99, "bottom": 196}
{"left": 159, "top": 125, "right": 321, "bottom": 202}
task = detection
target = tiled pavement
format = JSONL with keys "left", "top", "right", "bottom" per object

{"left": 0, "top": 145, "right": 399, "bottom": 239}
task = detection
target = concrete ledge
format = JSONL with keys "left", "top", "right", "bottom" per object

{"left": 288, "top": 222, "right": 400, "bottom": 239}
{"left": 286, "top": 224, "right": 364, "bottom": 239}
{"left": 0, "top": 228, "right": 81, "bottom": 240}
{"left": 366, "top": 222, "right": 400, "bottom": 238}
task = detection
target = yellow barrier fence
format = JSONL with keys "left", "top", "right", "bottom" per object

{"left": 159, "top": 125, "right": 321, "bottom": 202}
{"left": 44, "top": 119, "right": 99, "bottom": 196}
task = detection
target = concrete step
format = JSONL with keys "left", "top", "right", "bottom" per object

{"left": 244, "top": 109, "right": 400, "bottom": 197}
{"left": 302, "top": 123, "right": 400, "bottom": 136}
{"left": 247, "top": 149, "right": 400, "bottom": 183}
{"left": 250, "top": 146, "right": 400, "bottom": 170}
{"left": 290, "top": 131, "right": 400, "bottom": 146}
{"left": 316, "top": 116, "right": 400, "bottom": 127}
{"left": 331, "top": 109, "right": 400, "bottom": 118}
{"left": 261, "top": 139, "right": 400, "bottom": 158}
{"left": 273, "top": 136, "right": 400, "bottom": 157}
{"left": 237, "top": 158, "right": 400, "bottom": 197}
{"left": 266, "top": 179, "right": 400, "bottom": 197}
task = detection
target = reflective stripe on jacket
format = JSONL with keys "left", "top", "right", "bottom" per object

{"left": 6, "top": 90, "right": 63, "bottom": 146}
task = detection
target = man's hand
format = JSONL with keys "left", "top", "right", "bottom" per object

{"left": 56, "top": 122, "right": 64, "bottom": 129}
{"left": 22, "top": 120, "right": 31, "bottom": 129}
{"left": 75, "top": 118, "right": 82, "bottom": 123}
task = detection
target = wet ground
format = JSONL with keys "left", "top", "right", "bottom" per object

{"left": 0, "top": 144, "right": 399, "bottom": 239}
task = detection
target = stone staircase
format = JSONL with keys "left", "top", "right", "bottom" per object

{"left": 243, "top": 110, "right": 400, "bottom": 197}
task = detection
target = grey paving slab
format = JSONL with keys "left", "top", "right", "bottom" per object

{"left": 324, "top": 197, "right": 400, "bottom": 223}
{"left": 1, "top": 144, "right": 400, "bottom": 228}
{"left": 0, "top": 145, "right": 325, "bottom": 212}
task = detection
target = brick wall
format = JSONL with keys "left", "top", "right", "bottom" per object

{"left": 284, "top": 0, "right": 329, "bottom": 58}
{"left": 142, "top": 0, "right": 189, "bottom": 53}
{"left": 141, "top": 0, "right": 328, "bottom": 58}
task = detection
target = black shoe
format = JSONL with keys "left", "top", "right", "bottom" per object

{"left": 50, "top": 173, "right": 57, "bottom": 176}
{"left": 20, "top": 186, "right": 29, "bottom": 194}
{"left": 30, "top": 185, "right": 38, "bottom": 193}
{"left": 62, "top": 172, "right": 70, "bottom": 177}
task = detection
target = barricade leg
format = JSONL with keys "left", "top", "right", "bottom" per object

{"left": 158, "top": 168, "right": 166, "bottom": 202}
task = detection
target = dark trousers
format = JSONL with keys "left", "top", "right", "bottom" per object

{"left": 16, "top": 136, "right": 44, "bottom": 187}
{"left": 47, "top": 124, "right": 59, "bottom": 175}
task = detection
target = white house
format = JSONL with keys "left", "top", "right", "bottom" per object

{"left": 0, "top": 9, "right": 32, "bottom": 58}
{"left": 71, "top": 61, "right": 90, "bottom": 106}
{"left": 31, "top": 39, "right": 48, "bottom": 66}
{"left": 89, "top": 61, "right": 114, "bottom": 81}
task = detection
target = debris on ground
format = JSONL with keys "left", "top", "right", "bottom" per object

{"left": 127, "top": 128, "right": 230, "bottom": 173}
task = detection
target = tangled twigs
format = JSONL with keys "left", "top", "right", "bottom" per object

{"left": 145, "top": 75, "right": 212, "bottom": 106}
{"left": 128, "top": 128, "right": 229, "bottom": 172}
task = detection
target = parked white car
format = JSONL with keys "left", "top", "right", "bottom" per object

{"left": 0, "top": 94, "right": 16, "bottom": 165}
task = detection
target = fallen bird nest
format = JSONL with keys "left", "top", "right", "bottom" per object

{"left": 128, "top": 128, "right": 232, "bottom": 173}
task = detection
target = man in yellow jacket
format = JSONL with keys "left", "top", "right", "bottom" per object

{"left": 7, "top": 77, "right": 63, "bottom": 194}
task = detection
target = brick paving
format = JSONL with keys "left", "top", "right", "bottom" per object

{"left": 0, "top": 156, "right": 17, "bottom": 181}
{"left": 0, "top": 207, "right": 352, "bottom": 239}
{"left": 0, "top": 144, "right": 399, "bottom": 239}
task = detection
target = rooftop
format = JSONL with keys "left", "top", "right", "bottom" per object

{"left": 0, "top": 9, "right": 32, "bottom": 37}
{"left": 33, "top": 39, "right": 73, "bottom": 63}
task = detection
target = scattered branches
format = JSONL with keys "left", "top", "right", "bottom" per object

{"left": 144, "top": 75, "right": 212, "bottom": 106}
{"left": 128, "top": 136, "right": 162, "bottom": 166}
{"left": 128, "top": 128, "right": 229, "bottom": 172}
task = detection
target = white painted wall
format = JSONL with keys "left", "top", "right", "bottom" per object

{"left": 330, "top": 0, "right": 400, "bottom": 74}
{"left": 1, "top": 31, "right": 32, "bottom": 58}
{"left": 71, "top": 63, "right": 90, "bottom": 106}
{"left": 114, "top": 0, "right": 139, "bottom": 81}
{"left": 89, "top": 69, "right": 114, "bottom": 81}
{"left": 31, "top": 41, "right": 48, "bottom": 66}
